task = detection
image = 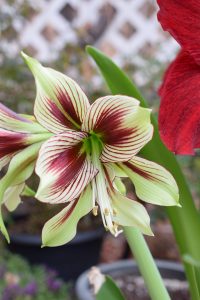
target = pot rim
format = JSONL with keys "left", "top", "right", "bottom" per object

{"left": 75, "top": 259, "right": 185, "bottom": 300}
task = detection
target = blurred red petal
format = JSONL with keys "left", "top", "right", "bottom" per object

{"left": 159, "top": 50, "right": 200, "bottom": 154}
{"left": 157, "top": 0, "right": 200, "bottom": 64}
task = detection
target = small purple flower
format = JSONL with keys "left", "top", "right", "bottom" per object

{"left": 2, "top": 284, "right": 23, "bottom": 300}
{"left": 47, "top": 278, "right": 62, "bottom": 292}
{"left": 45, "top": 267, "right": 58, "bottom": 278}
{"left": 24, "top": 281, "right": 38, "bottom": 296}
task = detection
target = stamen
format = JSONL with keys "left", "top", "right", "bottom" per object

{"left": 92, "top": 180, "right": 97, "bottom": 209}
{"left": 113, "top": 209, "right": 117, "bottom": 216}
{"left": 90, "top": 137, "right": 118, "bottom": 236}
{"left": 104, "top": 208, "right": 109, "bottom": 216}
{"left": 113, "top": 222, "right": 123, "bottom": 237}
{"left": 92, "top": 206, "right": 98, "bottom": 216}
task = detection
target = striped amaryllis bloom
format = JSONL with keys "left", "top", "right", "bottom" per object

{"left": 23, "top": 53, "right": 179, "bottom": 247}
{"left": 0, "top": 103, "right": 51, "bottom": 212}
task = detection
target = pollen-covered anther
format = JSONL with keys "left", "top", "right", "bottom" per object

{"left": 113, "top": 208, "right": 117, "bottom": 216}
{"left": 113, "top": 222, "right": 123, "bottom": 237}
{"left": 92, "top": 206, "right": 98, "bottom": 216}
{"left": 104, "top": 208, "right": 110, "bottom": 216}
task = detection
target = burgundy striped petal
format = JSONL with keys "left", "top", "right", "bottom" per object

{"left": 121, "top": 156, "right": 179, "bottom": 206}
{"left": 82, "top": 96, "right": 153, "bottom": 162}
{"left": 35, "top": 131, "right": 98, "bottom": 203}
{"left": 157, "top": 0, "right": 200, "bottom": 65}
{"left": 22, "top": 53, "right": 90, "bottom": 133}
{"left": 0, "top": 103, "right": 44, "bottom": 133}
{"left": 0, "top": 130, "right": 28, "bottom": 170}
{"left": 42, "top": 185, "right": 93, "bottom": 246}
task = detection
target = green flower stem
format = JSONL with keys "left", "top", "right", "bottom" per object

{"left": 123, "top": 227, "right": 170, "bottom": 300}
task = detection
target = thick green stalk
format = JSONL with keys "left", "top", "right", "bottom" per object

{"left": 86, "top": 46, "right": 200, "bottom": 299}
{"left": 124, "top": 227, "right": 170, "bottom": 300}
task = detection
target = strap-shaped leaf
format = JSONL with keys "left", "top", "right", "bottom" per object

{"left": 96, "top": 275, "right": 125, "bottom": 300}
{"left": 183, "top": 254, "right": 200, "bottom": 296}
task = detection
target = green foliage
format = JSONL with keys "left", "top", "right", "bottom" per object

{"left": 0, "top": 251, "right": 71, "bottom": 300}
{"left": 183, "top": 255, "right": 200, "bottom": 297}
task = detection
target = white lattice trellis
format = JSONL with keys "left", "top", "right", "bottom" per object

{"left": 1, "top": 0, "right": 179, "bottom": 63}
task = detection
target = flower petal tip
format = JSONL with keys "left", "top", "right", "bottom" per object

{"left": 21, "top": 52, "right": 41, "bottom": 76}
{"left": 0, "top": 229, "right": 10, "bottom": 243}
{"left": 149, "top": 230, "right": 154, "bottom": 237}
{"left": 145, "top": 226, "right": 154, "bottom": 237}
{"left": 177, "top": 203, "right": 182, "bottom": 208}
{"left": 21, "top": 51, "right": 28, "bottom": 59}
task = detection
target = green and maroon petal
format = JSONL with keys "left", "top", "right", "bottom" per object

{"left": 0, "top": 103, "right": 45, "bottom": 133}
{"left": 111, "top": 190, "right": 153, "bottom": 236}
{"left": 35, "top": 131, "right": 98, "bottom": 204}
{"left": 82, "top": 96, "right": 153, "bottom": 162}
{"left": 22, "top": 53, "right": 90, "bottom": 133}
{"left": 0, "top": 130, "right": 29, "bottom": 170}
{"left": 120, "top": 156, "right": 179, "bottom": 206}
{"left": 42, "top": 185, "right": 93, "bottom": 247}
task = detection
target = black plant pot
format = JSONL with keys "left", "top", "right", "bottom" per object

{"left": 75, "top": 259, "right": 186, "bottom": 300}
{"left": 7, "top": 228, "right": 104, "bottom": 281}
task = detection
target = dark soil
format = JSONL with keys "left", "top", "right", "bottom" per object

{"left": 114, "top": 274, "right": 189, "bottom": 300}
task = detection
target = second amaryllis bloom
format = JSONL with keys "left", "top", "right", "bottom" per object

{"left": 0, "top": 104, "right": 51, "bottom": 207}
{"left": 22, "top": 53, "right": 179, "bottom": 247}
{"left": 0, "top": 104, "right": 52, "bottom": 240}
{"left": 157, "top": 0, "right": 200, "bottom": 154}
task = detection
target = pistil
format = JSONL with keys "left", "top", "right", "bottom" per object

{"left": 90, "top": 134, "right": 121, "bottom": 236}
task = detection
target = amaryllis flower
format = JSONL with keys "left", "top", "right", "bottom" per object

{"left": 157, "top": 0, "right": 200, "bottom": 154}
{"left": 23, "top": 53, "right": 179, "bottom": 247}
{"left": 0, "top": 103, "right": 51, "bottom": 239}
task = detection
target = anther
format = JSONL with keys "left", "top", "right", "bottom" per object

{"left": 104, "top": 208, "right": 110, "bottom": 216}
{"left": 113, "top": 209, "right": 117, "bottom": 216}
{"left": 92, "top": 206, "right": 98, "bottom": 216}
{"left": 113, "top": 222, "right": 123, "bottom": 237}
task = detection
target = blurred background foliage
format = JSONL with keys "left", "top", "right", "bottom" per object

{"left": 0, "top": 251, "right": 72, "bottom": 300}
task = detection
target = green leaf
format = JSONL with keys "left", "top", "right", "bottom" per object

{"left": 183, "top": 254, "right": 200, "bottom": 268}
{"left": 86, "top": 46, "right": 142, "bottom": 100}
{"left": 183, "top": 254, "right": 200, "bottom": 296}
{"left": 96, "top": 275, "right": 125, "bottom": 300}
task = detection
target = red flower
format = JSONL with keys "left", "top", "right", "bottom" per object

{"left": 157, "top": 0, "right": 200, "bottom": 154}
